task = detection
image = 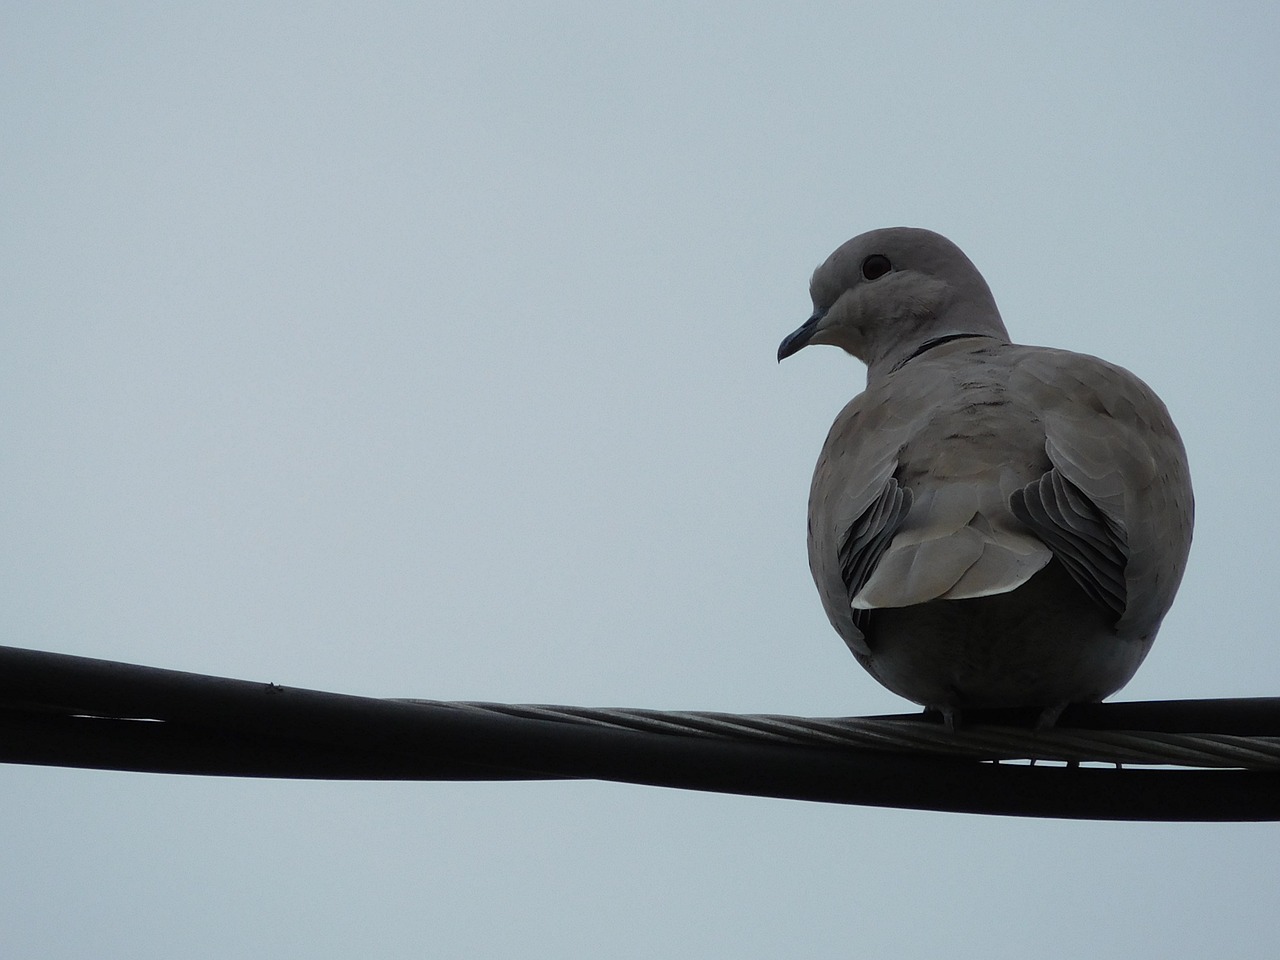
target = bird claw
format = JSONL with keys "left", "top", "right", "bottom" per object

{"left": 1035, "top": 702, "right": 1068, "bottom": 729}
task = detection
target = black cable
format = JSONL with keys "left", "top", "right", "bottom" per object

{"left": 2, "top": 644, "right": 1278, "bottom": 821}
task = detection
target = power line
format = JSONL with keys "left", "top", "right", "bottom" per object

{"left": 2, "top": 644, "right": 1277, "bottom": 821}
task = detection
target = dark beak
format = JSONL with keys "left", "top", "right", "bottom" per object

{"left": 777, "top": 308, "right": 828, "bottom": 362}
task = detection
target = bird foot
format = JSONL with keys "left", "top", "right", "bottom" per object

{"left": 922, "top": 706, "right": 961, "bottom": 732}
{"left": 1035, "top": 702, "right": 1069, "bottom": 729}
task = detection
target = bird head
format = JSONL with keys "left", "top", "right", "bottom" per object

{"left": 778, "top": 227, "right": 1010, "bottom": 379}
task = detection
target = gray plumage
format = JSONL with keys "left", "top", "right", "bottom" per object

{"left": 778, "top": 227, "right": 1193, "bottom": 724}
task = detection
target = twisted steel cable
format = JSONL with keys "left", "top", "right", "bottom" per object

{"left": 3, "top": 645, "right": 1279, "bottom": 820}
{"left": 427, "top": 701, "right": 1280, "bottom": 769}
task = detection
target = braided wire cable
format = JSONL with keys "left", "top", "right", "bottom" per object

{"left": 4, "top": 644, "right": 1280, "bottom": 819}
{"left": 410, "top": 701, "right": 1280, "bottom": 770}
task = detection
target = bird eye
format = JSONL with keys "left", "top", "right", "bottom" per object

{"left": 861, "top": 254, "right": 892, "bottom": 281}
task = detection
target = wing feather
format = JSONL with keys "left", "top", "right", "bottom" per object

{"left": 837, "top": 479, "right": 913, "bottom": 639}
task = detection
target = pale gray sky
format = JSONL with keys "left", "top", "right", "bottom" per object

{"left": 3, "top": 3, "right": 1279, "bottom": 957}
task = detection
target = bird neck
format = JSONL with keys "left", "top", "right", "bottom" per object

{"left": 866, "top": 330, "right": 1009, "bottom": 382}
{"left": 889, "top": 333, "right": 1002, "bottom": 372}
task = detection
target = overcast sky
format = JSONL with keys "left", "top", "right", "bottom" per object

{"left": 4, "top": 3, "right": 1279, "bottom": 957}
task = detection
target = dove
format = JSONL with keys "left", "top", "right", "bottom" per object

{"left": 778, "top": 227, "right": 1193, "bottom": 726}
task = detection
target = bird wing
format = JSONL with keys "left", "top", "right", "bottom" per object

{"left": 1007, "top": 346, "right": 1194, "bottom": 635}
{"left": 807, "top": 389, "right": 912, "bottom": 655}
{"left": 808, "top": 343, "right": 1052, "bottom": 653}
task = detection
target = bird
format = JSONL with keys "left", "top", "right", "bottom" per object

{"left": 778, "top": 227, "right": 1194, "bottom": 727}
